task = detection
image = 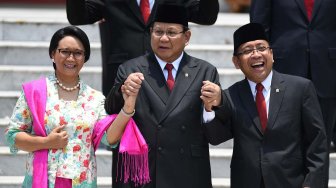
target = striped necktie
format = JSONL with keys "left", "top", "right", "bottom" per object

{"left": 165, "top": 64, "right": 174, "bottom": 91}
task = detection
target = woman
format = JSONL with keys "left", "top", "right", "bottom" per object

{"left": 5, "top": 26, "right": 139, "bottom": 187}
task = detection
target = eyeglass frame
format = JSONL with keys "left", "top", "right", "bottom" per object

{"left": 236, "top": 46, "right": 271, "bottom": 56}
{"left": 150, "top": 27, "right": 188, "bottom": 38}
{"left": 57, "top": 49, "right": 85, "bottom": 60}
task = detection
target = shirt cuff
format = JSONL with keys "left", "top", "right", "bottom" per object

{"left": 203, "top": 108, "right": 215, "bottom": 123}
{"left": 101, "top": 132, "right": 119, "bottom": 149}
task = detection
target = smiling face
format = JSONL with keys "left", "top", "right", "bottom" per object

{"left": 232, "top": 40, "right": 274, "bottom": 83}
{"left": 150, "top": 22, "right": 191, "bottom": 63}
{"left": 51, "top": 36, "right": 85, "bottom": 80}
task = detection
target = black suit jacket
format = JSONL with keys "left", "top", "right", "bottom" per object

{"left": 205, "top": 71, "right": 327, "bottom": 188}
{"left": 105, "top": 52, "right": 220, "bottom": 188}
{"left": 250, "top": 0, "right": 336, "bottom": 98}
{"left": 66, "top": 0, "right": 219, "bottom": 95}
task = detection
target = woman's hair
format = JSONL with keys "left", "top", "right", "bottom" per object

{"left": 49, "top": 26, "right": 91, "bottom": 63}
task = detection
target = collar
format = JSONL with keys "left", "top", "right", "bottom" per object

{"left": 247, "top": 71, "right": 273, "bottom": 93}
{"left": 155, "top": 52, "right": 184, "bottom": 72}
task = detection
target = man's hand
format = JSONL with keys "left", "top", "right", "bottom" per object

{"left": 122, "top": 73, "right": 144, "bottom": 96}
{"left": 200, "top": 81, "right": 221, "bottom": 112}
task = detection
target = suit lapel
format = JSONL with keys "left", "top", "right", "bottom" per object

{"left": 159, "top": 54, "right": 200, "bottom": 122}
{"left": 127, "top": 0, "right": 146, "bottom": 24}
{"left": 267, "top": 71, "right": 286, "bottom": 131}
{"left": 311, "top": 0, "right": 323, "bottom": 22}
{"left": 295, "top": 0, "right": 323, "bottom": 23}
{"left": 147, "top": 0, "right": 159, "bottom": 25}
{"left": 294, "top": 0, "right": 310, "bottom": 21}
{"left": 238, "top": 79, "right": 264, "bottom": 135}
{"left": 139, "top": 54, "right": 170, "bottom": 104}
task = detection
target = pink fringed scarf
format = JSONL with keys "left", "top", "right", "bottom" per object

{"left": 92, "top": 114, "right": 118, "bottom": 151}
{"left": 117, "top": 117, "right": 151, "bottom": 186}
{"left": 23, "top": 77, "right": 48, "bottom": 188}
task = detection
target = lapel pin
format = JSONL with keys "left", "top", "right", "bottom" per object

{"left": 276, "top": 88, "right": 280, "bottom": 93}
{"left": 185, "top": 73, "right": 189, "bottom": 77}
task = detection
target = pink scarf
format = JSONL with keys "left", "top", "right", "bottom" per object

{"left": 117, "top": 118, "right": 151, "bottom": 186}
{"left": 23, "top": 77, "right": 48, "bottom": 188}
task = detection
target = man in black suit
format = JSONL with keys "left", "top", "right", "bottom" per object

{"left": 201, "top": 23, "right": 327, "bottom": 188}
{"left": 250, "top": 1, "right": 336, "bottom": 186}
{"left": 66, "top": 0, "right": 219, "bottom": 96}
{"left": 104, "top": 3, "right": 220, "bottom": 188}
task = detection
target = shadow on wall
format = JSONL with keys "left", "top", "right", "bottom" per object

{"left": 220, "top": 0, "right": 251, "bottom": 13}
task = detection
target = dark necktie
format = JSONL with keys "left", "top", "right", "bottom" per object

{"left": 140, "top": 0, "right": 150, "bottom": 24}
{"left": 256, "top": 83, "right": 267, "bottom": 132}
{"left": 304, "top": 0, "right": 314, "bottom": 21}
{"left": 165, "top": 64, "right": 175, "bottom": 91}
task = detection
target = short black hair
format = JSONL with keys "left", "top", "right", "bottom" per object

{"left": 49, "top": 26, "right": 90, "bottom": 62}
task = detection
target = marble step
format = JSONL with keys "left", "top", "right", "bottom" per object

{"left": 0, "top": 117, "right": 234, "bottom": 149}
{"left": 2, "top": 177, "right": 336, "bottom": 188}
{"left": 0, "top": 64, "right": 243, "bottom": 89}
{"left": 0, "top": 66, "right": 243, "bottom": 118}
{"left": 0, "top": 41, "right": 236, "bottom": 69}
{"left": 0, "top": 176, "right": 230, "bottom": 188}
{"left": 0, "top": 19, "right": 240, "bottom": 45}
{"left": 1, "top": 146, "right": 336, "bottom": 184}
{"left": 0, "top": 69, "right": 244, "bottom": 117}
{"left": 0, "top": 146, "right": 231, "bottom": 178}
{"left": 0, "top": 176, "right": 114, "bottom": 188}
{"left": 0, "top": 6, "right": 249, "bottom": 45}
{"left": 0, "top": 146, "right": 114, "bottom": 177}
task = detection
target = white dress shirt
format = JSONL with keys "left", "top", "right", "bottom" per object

{"left": 136, "top": 0, "right": 155, "bottom": 10}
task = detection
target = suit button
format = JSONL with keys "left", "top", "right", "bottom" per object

{"left": 158, "top": 147, "right": 163, "bottom": 152}
{"left": 158, "top": 125, "right": 162, "bottom": 130}
{"left": 180, "top": 148, "right": 184, "bottom": 154}
{"left": 181, "top": 126, "right": 186, "bottom": 131}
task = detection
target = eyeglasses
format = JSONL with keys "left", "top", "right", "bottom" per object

{"left": 152, "top": 29, "right": 184, "bottom": 38}
{"left": 57, "top": 49, "right": 85, "bottom": 60}
{"left": 236, "top": 46, "right": 270, "bottom": 56}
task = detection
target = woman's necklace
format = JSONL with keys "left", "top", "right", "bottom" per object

{"left": 55, "top": 77, "right": 80, "bottom": 92}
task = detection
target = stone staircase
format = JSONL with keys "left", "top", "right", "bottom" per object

{"left": 0, "top": 5, "right": 335, "bottom": 188}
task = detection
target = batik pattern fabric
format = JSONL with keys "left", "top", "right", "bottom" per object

{"left": 5, "top": 74, "right": 112, "bottom": 188}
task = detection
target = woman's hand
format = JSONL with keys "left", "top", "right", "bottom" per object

{"left": 15, "top": 125, "right": 68, "bottom": 152}
{"left": 46, "top": 125, "right": 68, "bottom": 149}
{"left": 106, "top": 73, "right": 144, "bottom": 145}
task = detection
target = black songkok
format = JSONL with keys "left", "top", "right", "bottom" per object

{"left": 154, "top": 3, "right": 188, "bottom": 27}
{"left": 233, "top": 23, "right": 268, "bottom": 55}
